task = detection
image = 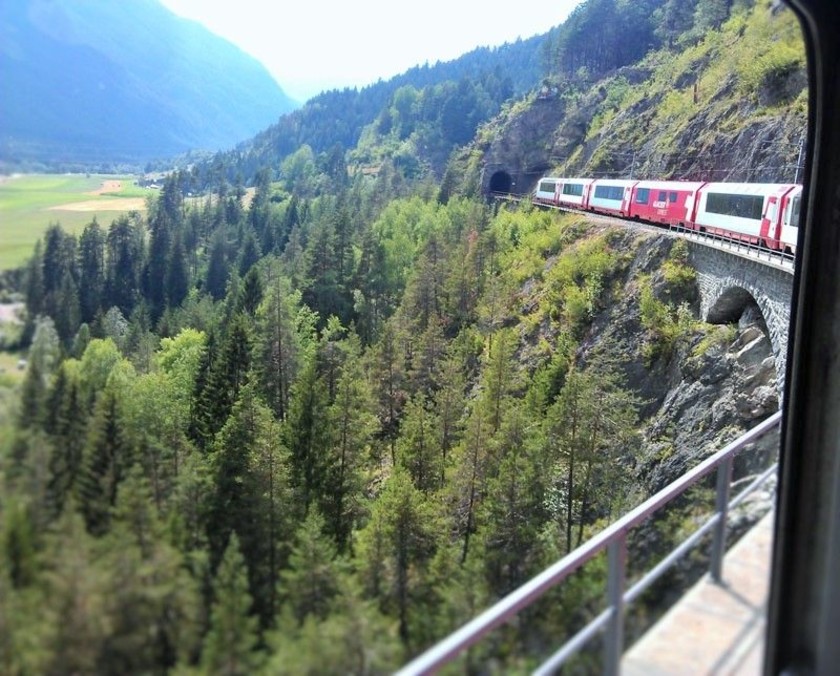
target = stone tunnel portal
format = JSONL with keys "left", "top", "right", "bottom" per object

{"left": 489, "top": 170, "right": 513, "bottom": 194}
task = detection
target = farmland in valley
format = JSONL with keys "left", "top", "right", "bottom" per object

{"left": 0, "top": 174, "right": 149, "bottom": 270}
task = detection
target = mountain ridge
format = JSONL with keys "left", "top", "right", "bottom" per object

{"left": 0, "top": 0, "right": 297, "bottom": 169}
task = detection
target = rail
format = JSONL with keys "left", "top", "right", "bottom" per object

{"left": 491, "top": 192, "right": 795, "bottom": 272}
{"left": 396, "top": 410, "right": 782, "bottom": 676}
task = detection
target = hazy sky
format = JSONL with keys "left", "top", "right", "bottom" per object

{"left": 160, "top": 0, "right": 582, "bottom": 102}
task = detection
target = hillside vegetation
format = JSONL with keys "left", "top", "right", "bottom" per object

{"left": 0, "top": 0, "right": 798, "bottom": 672}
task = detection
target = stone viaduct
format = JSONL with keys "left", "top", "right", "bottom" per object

{"left": 686, "top": 241, "right": 794, "bottom": 392}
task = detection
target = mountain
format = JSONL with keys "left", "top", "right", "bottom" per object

{"left": 0, "top": 0, "right": 297, "bottom": 168}
{"left": 183, "top": 33, "right": 551, "bottom": 187}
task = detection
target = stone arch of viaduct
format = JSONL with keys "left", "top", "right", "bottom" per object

{"left": 687, "top": 242, "right": 794, "bottom": 392}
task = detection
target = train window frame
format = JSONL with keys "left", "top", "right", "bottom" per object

{"left": 766, "top": 0, "right": 840, "bottom": 672}
{"left": 705, "top": 192, "right": 764, "bottom": 220}
{"left": 635, "top": 187, "right": 650, "bottom": 204}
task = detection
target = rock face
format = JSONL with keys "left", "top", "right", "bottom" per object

{"left": 481, "top": 96, "right": 569, "bottom": 195}
{"left": 565, "top": 229, "right": 780, "bottom": 494}
{"left": 563, "top": 226, "right": 780, "bottom": 640}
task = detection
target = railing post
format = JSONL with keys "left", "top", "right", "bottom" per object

{"left": 710, "top": 457, "right": 733, "bottom": 582}
{"left": 604, "top": 535, "right": 627, "bottom": 675}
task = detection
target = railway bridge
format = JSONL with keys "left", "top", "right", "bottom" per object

{"left": 684, "top": 238, "right": 794, "bottom": 392}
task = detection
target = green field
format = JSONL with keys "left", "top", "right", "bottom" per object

{"left": 0, "top": 173, "right": 150, "bottom": 270}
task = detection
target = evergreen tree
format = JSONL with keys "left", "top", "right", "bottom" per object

{"left": 279, "top": 510, "right": 341, "bottom": 623}
{"left": 45, "top": 362, "right": 87, "bottom": 517}
{"left": 254, "top": 273, "right": 312, "bottom": 421}
{"left": 105, "top": 215, "right": 143, "bottom": 317}
{"left": 18, "top": 316, "right": 60, "bottom": 430}
{"left": 200, "top": 534, "right": 260, "bottom": 675}
{"left": 205, "top": 233, "right": 230, "bottom": 301}
{"left": 209, "top": 383, "right": 290, "bottom": 626}
{"left": 76, "top": 385, "right": 132, "bottom": 535}
{"left": 238, "top": 266, "right": 263, "bottom": 316}
{"left": 356, "top": 469, "right": 439, "bottom": 648}
{"left": 77, "top": 219, "right": 106, "bottom": 324}
{"left": 191, "top": 314, "right": 253, "bottom": 447}
{"left": 283, "top": 357, "right": 331, "bottom": 513}
{"left": 96, "top": 467, "right": 201, "bottom": 673}
{"left": 397, "top": 394, "right": 444, "bottom": 494}
{"left": 321, "top": 351, "right": 376, "bottom": 550}
{"left": 166, "top": 232, "right": 190, "bottom": 310}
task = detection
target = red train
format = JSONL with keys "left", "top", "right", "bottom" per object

{"left": 533, "top": 177, "right": 802, "bottom": 253}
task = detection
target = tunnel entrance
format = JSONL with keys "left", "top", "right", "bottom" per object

{"left": 489, "top": 170, "right": 513, "bottom": 194}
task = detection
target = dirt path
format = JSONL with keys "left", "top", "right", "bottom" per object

{"left": 48, "top": 197, "right": 146, "bottom": 212}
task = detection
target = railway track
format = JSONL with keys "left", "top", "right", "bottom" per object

{"left": 492, "top": 192, "right": 795, "bottom": 273}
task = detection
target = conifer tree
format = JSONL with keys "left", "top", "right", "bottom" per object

{"left": 200, "top": 533, "right": 260, "bottom": 675}
{"left": 76, "top": 386, "right": 132, "bottom": 535}
{"left": 18, "top": 316, "right": 60, "bottom": 430}
{"left": 45, "top": 362, "right": 87, "bottom": 517}
{"left": 96, "top": 467, "right": 201, "bottom": 672}
{"left": 398, "top": 394, "right": 444, "bottom": 494}
{"left": 205, "top": 233, "right": 230, "bottom": 301}
{"left": 321, "top": 351, "right": 376, "bottom": 549}
{"left": 254, "top": 273, "right": 311, "bottom": 421}
{"left": 166, "top": 232, "right": 190, "bottom": 310}
{"left": 356, "top": 469, "right": 439, "bottom": 648}
{"left": 283, "top": 357, "right": 331, "bottom": 513}
{"left": 77, "top": 219, "right": 106, "bottom": 324}
{"left": 279, "top": 510, "right": 341, "bottom": 623}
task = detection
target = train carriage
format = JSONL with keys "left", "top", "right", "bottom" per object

{"left": 532, "top": 177, "right": 595, "bottom": 209}
{"left": 533, "top": 177, "right": 562, "bottom": 207}
{"left": 693, "top": 182, "right": 799, "bottom": 249}
{"left": 556, "top": 178, "right": 595, "bottom": 209}
{"left": 779, "top": 185, "right": 802, "bottom": 253}
{"left": 588, "top": 179, "right": 637, "bottom": 217}
{"left": 629, "top": 180, "right": 707, "bottom": 226}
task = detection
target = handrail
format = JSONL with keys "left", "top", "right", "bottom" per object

{"left": 396, "top": 410, "right": 782, "bottom": 676}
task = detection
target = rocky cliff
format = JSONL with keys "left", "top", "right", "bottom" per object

{"left": 473, "top": 3, "right": 807, "bottom": 195}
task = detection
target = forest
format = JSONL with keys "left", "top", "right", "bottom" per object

{"left": 0, "top": 0, "right": 792, "bottom": 673}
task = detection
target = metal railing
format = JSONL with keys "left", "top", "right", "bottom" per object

{"left": 397, "top": 411, "right": 782, "bottom": 676}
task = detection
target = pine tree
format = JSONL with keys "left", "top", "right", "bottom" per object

{"left": 200, "top": 534, "right": 260, "bottom": 675}
{"left": 166, "top": 232, "right": 190, "bottom": 310}
{"left": 279, "top": 511, "right": 341, "bottom": 623}
{"left": 321, "top": 352, "right": 376, "bottom": 550}
{"left": 205, "top": 233, "right": 230, "bottom": 301}
{"left": 96, "top": 467, "right": 201, "bottom": 673}
{"left": 356, "top": 469, "right": 439, "bottom": 648}
{"left": 283, "top": 357, "right": 331, "bottom": 513}
{"left": 18, "top": 316, "right": 60, "bottom": 430}
{"left": 77, "top": 219, "right": 106, "bottom": 324}
{"left": 76, "top": 386, "right": 132, "bottom": 535}
{"left": 45, "top": 362, "right": 87, "bottom": 518}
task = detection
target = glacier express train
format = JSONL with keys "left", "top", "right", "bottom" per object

{"left": 533, "top": 177, "right": 802, "bottom": 253}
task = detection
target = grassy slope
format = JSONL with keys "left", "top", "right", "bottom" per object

{"left": 572, "top": 6, "right": 806, "bottom": 179}
{"left": 0, "top": 174, "right": 148, "bottom": 270}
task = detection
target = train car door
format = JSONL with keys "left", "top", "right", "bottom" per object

{"left": 761, "top": 195, "right": 780, "bottom": 248}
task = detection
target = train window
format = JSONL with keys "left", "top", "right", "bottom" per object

{"left": 658, "top": 191, "right": 667, "bottom": 201}
{"left": 538, "top": 180, "right": 556, "bottom": 193}
{"left": 670, "top": 192, "right": 678, "bottom": 203}
{"left": 791, "top": 194, "right": 801, "bottom": 225}
{"left": 594, "top": 185, "right": 624, "bottom": 200}
{"left": 635, "top": 187, "right": 650, "bottom": 204}
{"left": 562, "top": 182, "right": 584, "bottom": 196}
{"left": 705, "top": 192, "right": 764, "bottom": 219}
